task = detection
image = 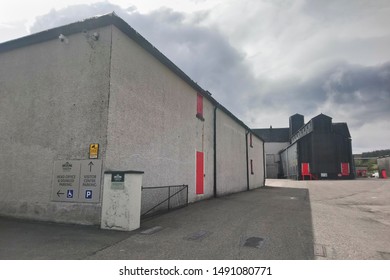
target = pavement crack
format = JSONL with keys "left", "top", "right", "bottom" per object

{"left": 85, "top": 234, "right": 133, "bottom": 259}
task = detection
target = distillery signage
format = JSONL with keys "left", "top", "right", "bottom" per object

{"left": 52, "top": 159, "right": 102, "bottom": 203}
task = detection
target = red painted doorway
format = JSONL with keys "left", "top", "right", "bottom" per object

{"left": 341, "top": 163, "right": 350, "bottom": 176}
{"left": 196, "top": 151, "right": 204, "bottom": 194}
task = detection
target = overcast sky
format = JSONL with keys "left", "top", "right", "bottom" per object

{"left": 1, "top": 0, "right": 389, "bottom": 153}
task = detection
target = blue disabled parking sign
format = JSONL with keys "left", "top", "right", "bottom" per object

{"left": 67, "top": 190, "right": 74, "bottom": 198}
{"left": 85, "top": 190, "right": 93, "bottom": 199}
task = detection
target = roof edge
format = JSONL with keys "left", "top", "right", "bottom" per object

{"left": 0, "top": 12, "right": 116, "bottom": 54}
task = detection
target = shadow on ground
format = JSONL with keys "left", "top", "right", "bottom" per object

{"left": 0, "top": 186, "right": 315, "bottom": 260}
{"left": 0, "top": 217, "right": 131, "bottom": 260}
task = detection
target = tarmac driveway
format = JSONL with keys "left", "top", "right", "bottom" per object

{"left": 1, "top": 178, "right": 389, "bottom": 260}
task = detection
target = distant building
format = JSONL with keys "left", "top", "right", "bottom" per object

{"left": 252, "top": 127, "right": 289, "bottom": 178}
{"left": 377, "top": 156, "right": 390, "bottom": 178}
{"left": 355, "top": 166, "right": 368, "bottom": 177}
{"left": 254, "top": 113, "right": 354, "bottom": 180}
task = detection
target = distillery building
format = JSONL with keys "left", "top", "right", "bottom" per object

{"left": 251, "top": 127, "right": 289, "bottom": 178}
{"left": 0, "top": 13, "right": 265, "bottom": 226}
{"left": 254, "top": 113, "right": 354, "bottom": 180}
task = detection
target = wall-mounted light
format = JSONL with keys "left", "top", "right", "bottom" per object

{"left": 58, "top": 34, "right": 69, "bottom": 43}
{"left": 92, "top": 32, "right": 99, "bottom": 41}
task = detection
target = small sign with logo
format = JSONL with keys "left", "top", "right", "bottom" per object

{"left": 89, "top": 143, "right": 99, "bottom": 159}
{"left": 111, "top": 172, "right": 125, "bottom": 190}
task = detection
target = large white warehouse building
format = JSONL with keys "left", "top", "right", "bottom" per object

{"left": 0, "top": 13, "right": 265, "bottom": 226}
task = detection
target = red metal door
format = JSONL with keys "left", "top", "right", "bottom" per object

{"left": 196, "top": 151, "right": 204, "bottom": 194}
{"left": 301, "top": 163, "right": 310, "bottom": 175}
{"left": 301, "top": 162, "right": 312, "bottom": 180}
{"left": 341, "top": 163, "right": 350, "bottom": 176}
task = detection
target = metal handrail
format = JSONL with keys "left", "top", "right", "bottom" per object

{"left": 141, "top": 184, "right": 188, "bottom": 218}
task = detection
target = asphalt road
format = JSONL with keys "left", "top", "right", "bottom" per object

{"left": 0, "top": 178, "right": 389, "bottom": 260}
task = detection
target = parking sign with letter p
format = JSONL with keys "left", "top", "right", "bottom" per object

{"left": 85, "top": 190, "right": 92, "bottom": 199}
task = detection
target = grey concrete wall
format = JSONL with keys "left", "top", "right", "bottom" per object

{"left": 0, "top": 26, "right": 112, "bottom": 224}
{"left": 215, "top": 109, "right": 247, "bottom": 195}
{"left": 248, "top": 134, "right": 265, "bottom": 189}
{"left": 265, "top": 142, "right": 290, "bottom": 161}
{"left": 105, "top": 27, "right": 215, "bottom": 213}
{"left": 281, "top": 143, "right": 299, "bottom": 179}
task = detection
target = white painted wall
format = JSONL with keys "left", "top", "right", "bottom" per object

{"left": 0, "top": 26, "right": 112, "bottom": 224}
{"left": 215, "top": 109, "right": 247, "bottom": 195}
{"left": 0, "top": 21, "right": 266, "bottom": 225}
{"left": 248, "top": 134, "right": 265, "bottom": 189}
{"left": 105, "top": 26, "right": 215, "bottom": 213}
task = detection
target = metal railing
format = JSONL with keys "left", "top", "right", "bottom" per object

{"left": 141, "top": 184, "right": 188, "bottom": 218}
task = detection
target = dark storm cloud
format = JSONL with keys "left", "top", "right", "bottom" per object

{"left": 324, "top": 62, "right": 390, "bottom": 121}
{"left": 324, "top": 63, "right": 390, "bottom": 101}
{"left": 250, "top": 60, "right": 390, "bottom": 127}
{"left": 29, "top": 2, "right": 257, "bottom": 115}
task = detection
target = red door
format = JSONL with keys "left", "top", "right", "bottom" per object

{"left": 301, "top": 163, "right": 310, "bottom": 175}
{"left": 196, "top": 151, "right": 204, "bottom": 194}
{"left": 301, "top": 162, "right": 312, "bottom": 180}
{"left": 341, "top": 163, "right": 350, "bottom": 176}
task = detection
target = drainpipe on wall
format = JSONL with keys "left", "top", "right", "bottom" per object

{"left": 263, "top": 140, "right": 266, "bottom": 187}
{"left": 246, "top": 131, "right": 250, "bottom": 191}
{"left": 213, "top": 106, "right": 217, "bottom": 198}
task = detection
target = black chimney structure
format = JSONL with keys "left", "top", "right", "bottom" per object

{"left": 289, "top": 113, "right": 304, "bottom": 140}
